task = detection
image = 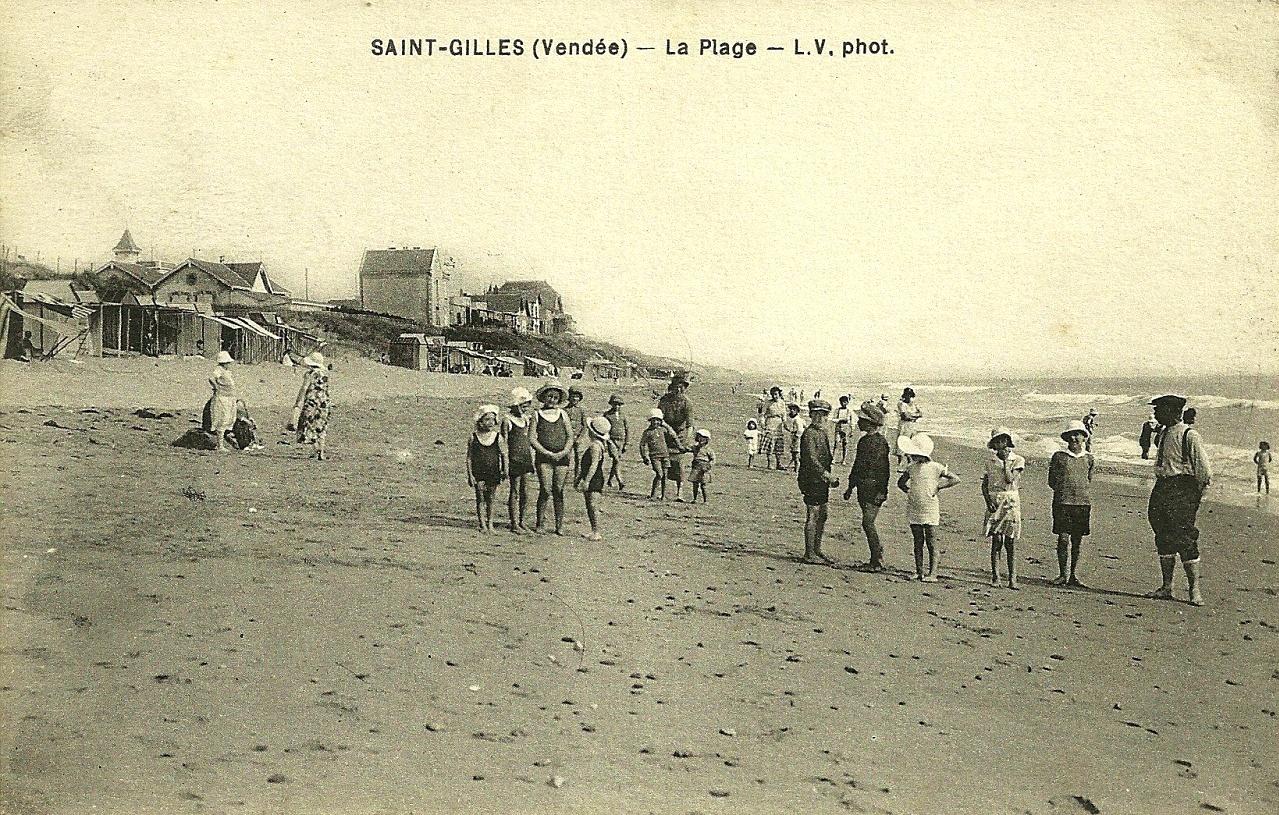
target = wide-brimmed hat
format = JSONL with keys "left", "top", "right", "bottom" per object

{"left": 473, "top": 404, "right": 500, "bottom": 424}
{"left": 508, "top": 386, "right": 533, "bottom": 407}
{"left": 216, "top": 350, "right": 234, "bottom": 365}
{"left": 695, "top": 428, "right": 711, "bottom": 440}
{"left": 648, "top": 408, "right": 664, "bottom": 420}
{"left": 567, "top": 385, "right": 584, "bottom": 398}
{"left": 988, "top": 426, "right": 1016, "bottom": 448}
{"left": 608, "top": 393, "right": 625, "bottom": 405}
{"left": 671, "top": 371, "right": 690, "bottom": 385}
{"left": 536, "top": 381, "right": 566, "bottom": 401}
{"left": 769, "top": 385, "right": 783, "bottom": 395}
{"left": 1150, "top": 394, "right": 1187, "bottom": 411}
{"left": 302, "top": 351, "right": 325, "bottom": 369}
{"left": 856, "top": 401, "right": 886, "bottom": 426}
{"left": 588, "top": 416, "right": 611, "bottom": 439}
{"left": 898, "top": 433, "right": 935, "bottom": 460}
{"left": 786, "top": 401, "right": 801, "bottom": 410}
{"left": 808, "top": 398, "right": 832, "bottom": 413}
{"left": 1060, "top": 419, "right": 1090, "bottom": 441}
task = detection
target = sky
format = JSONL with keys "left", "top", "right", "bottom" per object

{"left": 2, "top": 1, "right": 1276, "bottom": 380}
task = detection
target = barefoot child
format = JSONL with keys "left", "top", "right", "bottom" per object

{"left": 982, "top": 427, "right": 1026, "bottom": 589}
{"left": 897, "top": 433, "right": 959, "bottom": 582}
{"left": 833, "top": 395, "right": 852, "bottom": 464}
{"left": 798, "top": 399, "right": 839, "bottom": 564}
{"left": 743, "top": 419, "right": 760, "bottom": 468}
{"left": 502, "top": 387, "right": 535, "bottom": 533}
{"left": 1256, "top": 441, "right": 1272, "bottom": 494}
{"left": 689, "top": 429, "right": 716, "bottom": 503}
{"left": 640, "top": 408, "right": 672, "bottom": 500}
{"left": 564, "top": 386, "right": 587, "bottom": 479}
{"left": 842, "top": 400, "right": 890, "bottom": 571}
{"left": 466, "top": 405, "right": 506, "bottom": 533}
{"left": 529, "top": 382, "right": 572, "bottom": 535}
{"left": 1048, "top": 420, "right": 1095, "bottom": 586}
{"left": 603, "top": 394, "right": 629, "bottom": 490}
{"left": 575, "top": 416, "right": 611, "bottom": 540}
{"left": 782, "top": 402, "right": 806, "bottom": 472}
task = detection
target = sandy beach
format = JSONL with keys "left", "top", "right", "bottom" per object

{"left": 1, "top": 359, "right": 1276, "bottom": 814}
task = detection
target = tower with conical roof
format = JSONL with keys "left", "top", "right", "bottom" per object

{"left": 113, "top": 229, "right": 141, "bottom": 262}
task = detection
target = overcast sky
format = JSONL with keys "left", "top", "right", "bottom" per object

{"left": 2, "top": 1, "right": 1275, "bottom": 379}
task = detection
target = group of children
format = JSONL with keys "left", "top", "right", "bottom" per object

{"left": 793, "top": 394, "right": 1098, "bottom": 589}
{"left": 466, "top": 381, "right": 717, "bottom": 540}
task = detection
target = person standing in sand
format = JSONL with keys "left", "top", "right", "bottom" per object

{"left": 466, "top": 405, "right": 506, "bottom": 533}
{"left": 292, "top": 352, "right": 331, "bottom": 461}
{"left": 832, "top": 395, "right": 853, "bottom": 464}
{"left": 842, "top": 400, "right": 890, "bottom": 571}
{"left": 657, "top": 372, "right": 695, "bottom": 500}
{"left": 743, "top": 419, "right": 760, "bottom": 468}
{"left": 895, "top": 387, "right": 922, "bottom": 463}
{"left": 640, "top": 408, "right": 674, "bottom": 500}
{"left": 782, "top": 402, "right": 806, "bottom": 472}
{"left": 603, "top": 393, "right": 628, "bottom": 491}
{"left": 1082, "top": 408, "right": 1099, "bottom": 452}
{"left": 982, "top": 428, "right": 1026, "bottom": 589}
{"left": 1147, "top": 394, "right": 1212, "bottom": 606}
{"left": 1255, "top": 441, "right": 1272, "bottom": 495}
{"left": 529, "top": 382, "right": 572, "bottom": 535}
{"left": 1049, "top": 420, "right": 1095, "bottom": 587}
{"left": 502, "top": 387, "right": 535, "bottom": 534}
{"left": 564, "top": 386, "right": 587, "bottom": 480}
{"left": 575, "top": 416, "right": 611, "bottom": 540}
{"left": 760, "top": 386, "right": 788, "bottom": 470}
{"left": 207, "top": 351, "right": 238, "bottom": 452}
{"left": 897, "top": 433, "right": 959, "bottom": 582}
{"left": 798, "top": 399, "right": 839, "bottom": 565}
{"left": 1139, "top": 411, "right": 1159, "bottom": 460}
{"left": 689, "top": 429, "right": 715, "bottom": 503}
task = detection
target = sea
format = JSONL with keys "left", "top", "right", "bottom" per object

{"left": 771, "top": 374, "right": 1279, "bottom": 514}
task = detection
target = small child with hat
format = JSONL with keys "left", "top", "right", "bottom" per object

{"left": 782, "top": 402, "right": 807, "bottom": 472}
{"left": 1049, "top": 420, "right": 1095, "bottom": 586}
{"left": 640, "top": 408, "right": 676, "bottom": 500}
{"left": 743, "top": 419, "right": 760, "bottom": 468}
{"left": 843, "top": 400, "right": 891, "bottom": 571}
{"left": 466, "top": 404, "right": 506, "bottom": 533}
{"left": 564, "top": 385, "right": 587, "bottom": 479}
{"left": 897, "top": 433, "right": 960, "bottom": 582}
{"left": 603, "top": 393, "right": 629, "bottom": 491}
{"left": 798, "top": 399, "right": 839, "bottom": 564}
{"left": 530, "top": 381, "right": 572, "bottom": 535}
{"left": 689, "top": 429, "right": 716, "bottom": 503}
{"left": 502, "top": 387, "right": 535, "bottom": 533}
{"left": 575, "top": 416, "right": 612, "bottom": 540}
{"left": 982, "top": 427, "right": 1026, "bottom": 589}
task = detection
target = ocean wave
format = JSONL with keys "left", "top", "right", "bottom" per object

{"left": 1023, "top": 391, "right": 1139, "bottom": 406}
{"left": 1187, "top": 394, "right": 1279, "bottom": 411}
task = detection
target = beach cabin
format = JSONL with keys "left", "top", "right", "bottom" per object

{"left": 523, "top": 355, "right": 557, "bottom": 378}
{"left": 390, "top": 333, "right": 434, "bottom": 370}
{"left": 1, "top": 283, "right": 101, "bottom": 359}
{"left": 584, "top": 356, "right": 624, "bottom": 381}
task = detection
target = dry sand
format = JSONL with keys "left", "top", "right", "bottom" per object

{"left": 1, "top": 359, "right": 1276, "bottom": 814}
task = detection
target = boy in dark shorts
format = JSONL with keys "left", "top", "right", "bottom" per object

{"left": 798, "top": 399, "right": 839, "bottom": 564}
{"left": 843, "top": 400, "right": 890, "bottom": 570}
{"left": 640, "top": 408, "right": 674, "bottom": 500}
{"left": 1049, "top": 420, "right": 1095, "bottom": 586}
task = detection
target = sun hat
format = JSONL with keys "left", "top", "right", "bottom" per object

{"left": 899, "top": 433, "right": 935, "bottom": 460}
{"left": 808, "top": 398, "right": 832, "bottom": 413}
{"left": 567, "top": 385, "right": 584, "bottom": 397}
{"left": 1088, "top": 408, "right": 1100, "bottom": 416}
{"left": 608, "top": 393, "right": 625, "bottom": 405}
{"left": 856, "top": 400, "right": 886, "bottom": 426}
{"left": 769, "top": 385, "right": 783, "bottom": 395}
{"left": 588, "top": 416, "right": 612, "bottom": 439}
{"left": 302, "top": 351, "right": 325, "bottom": 368}
{"left": 787, "top": 401, "right": 800, "bottom": 410}
{"left": 473, "top": 404, "right": 500, "bottom": 424}
{"left": 988, "top": 427, "right": 1016, "bottom": 448}
{"left": 695, "top": 428, "right": 711, "bottom": 440}
{"left": 508, "top": 386, "right": 533, "bottom": 407}
{"left": 215, "top": 350, "right": 234, "bottom": 365}
{"left": 536, "top": 380, "right": 566, "bottom": 401}
{"left": 1060, "top": 419, "right": 1090, "bottom": 441}
{"left": 1150, "top": 394, "right": 1187, "bottom": 411}
{"left": 671, "top": 370, "right": 690, "bottom": 385}
{"left": 648, "top": 408, "right": 664, "bottom": 420}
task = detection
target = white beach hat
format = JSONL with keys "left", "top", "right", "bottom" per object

{"left": 473, "top": 404, "right": 500, "bottom": 424}
{"left": 303, "top": 351, "right": 325, "bottom": 368}
{"left": 588, "top": 416, "right": 612, "bottom": 439}
{"left": 988, "top": 426, "right": 1016, "bottom": 448}
{"left": 1061, "top": 419, "right": 1090, "bottom": 441}
{"left": 899, "top": 433, "right": 934, "bottom": 460}
{"left": 695, "top": 428, "right": 711, "bottom": 440}
{"left": 215, "top": 350, "right": 234, "bottom": 365}
{"left": 648, "top": 408, "right": 664, "bottom": 420}
{"left": 508, "top": 386, "right": 533, "bottom": 407}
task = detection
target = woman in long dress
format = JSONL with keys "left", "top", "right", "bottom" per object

{"left": 293, "top": 352, "right": 331, "bottom": 461}
{"left": 207, "top": 351, "right": 238, "bottom": 452}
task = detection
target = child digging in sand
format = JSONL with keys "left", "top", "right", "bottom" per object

{"left": 689, "top": 429, "right": 716, "bottom": 503}
{"left": 897, "top": 433, "right": 959, "bottom": 582}
{"left": 640, "top": 408, "right": 674, "bottom": 500}
{"left": 982, "top": 427, "right": 1026, "bottom": 589}
{"left": 466, "top": 405, "right": 506, "bottom": 533}
{"left": 1049, "top": 420, "right": 1095, "bottom": 586}
{"left": 743, "top": 419, "right": 760, "bottom": 468}
{"left": 502, "top": 387, "right": 535, "bottom": 534}
{"left": 529, "top": 382, "right": 572, "bottom": 535}
{"left": 575, "top": 416, "right": 611, "bottom": 540}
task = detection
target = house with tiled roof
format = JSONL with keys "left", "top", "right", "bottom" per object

{"left": 358, "top": 247, "right": 450, "bottom": 327}
{"left": 151, "top": 257, "right": 288, "bottom": 313}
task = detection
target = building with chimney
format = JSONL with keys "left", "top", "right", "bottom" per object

{"left": 358, "top": 247, "right": 449, "bottom": 327}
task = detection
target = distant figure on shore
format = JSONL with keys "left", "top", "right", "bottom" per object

{"left": 18, "top": 331, "right": 39, "bottom": 361}
{"left": 877, "top": 393, "right": 891, "bottom": 416}
{"left": 982, "top": 428, "right": 1025, "bottom": 590}
{"left": 782, "top": 402, "right": 806, "bottom": 471}
{"left": 1183, "top": 407, "right": 1196, "bottom": 426}
{"left": 1254, "top": 441, "right": 1271, "bottom": 495}
{"left": 575, "top": 416, "right": 610, "bottom": 540}
{"left": 207, "top": 351, "right": 238, "bottom": 452}
{"left": 843, "top": 400, "right": 890, "bottom": 571}
{"left": 657, "top": 372, "right": 695, "bottom": 500}
{"left": 1139, "top": 411, "right": 1159, "bottom": 459}
{"left": 760, "top": 386, "right": 788, "bottom": 470}
{"left": 466, "top": 405, "right": 505, "bottom": 533}
{"left": 564, "top": 386, "right": 587, "bottom": 480}
{"left": 897, "top": 433, "right": 959, "bottom": 583}
{"left": 798, "top": 399, "right": 838, "bottom": 565}
{"left": 895, "top": 387, "right": 922, "bottom": 462}
{"left": 293, "top": 352, "right": 331, "bottom": 461}
{"left": 689, "top": 429, "right": 715, "bottom": 503}
{"left": 832, "top": 395, "right": 852, "bottom": 464}
{"left": 529, "top": 382, "right": 572, "bottom": 535}
{"left": 743, "top": 419, "right": 760, "bottom": 468}
{"left": 1082, "top": 408, "right": 1099, "bottom": 451}
{"left": 1049, "top": 420, "right": 1095, "bottom": 587}
{"left": 501, "top": 387, "right": 535, "bottom": 534}
{"left": 603, "top": 394, "right": 628, "bottom": 491}
{"left": 1147, "top": 395, "right": 1212, "bottom": 606}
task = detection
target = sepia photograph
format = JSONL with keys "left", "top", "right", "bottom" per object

{"left": 1, "top": 2, "right": 1276, "bottom": 813}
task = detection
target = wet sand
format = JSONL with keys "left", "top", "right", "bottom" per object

{"left": 1, "top": 361, "right": 1276, "bottom": 814}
